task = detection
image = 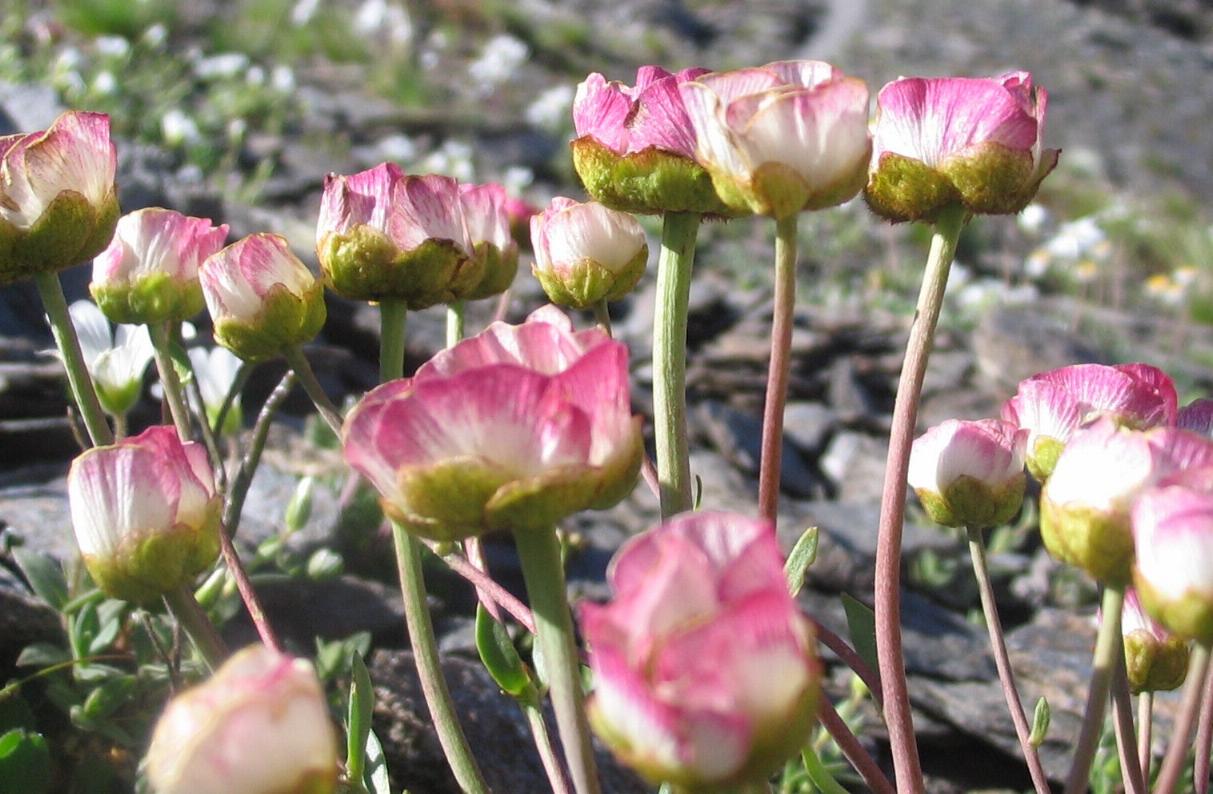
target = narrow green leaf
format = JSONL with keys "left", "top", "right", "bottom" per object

{"left": 783, "top": 526, "right": 819, "bottom": 597}
{"left": 363, "top": 728, "right": 391, "bottom": 794}
{"left": 693, "top": 474, "right": 704, "bottom": 510}
{"left": 475, "top": 605, "right": 532, "bottom": 699}
{"left": 15, "top": 643, "right": 69, "bottom": 669}
{"left": 1029, "top": 696, "right": 1051, "bottom": 747}
{"left": 82, "top": 675, "right": 136, "bottom": 721}
{"left": 10, "top": 549, "right": 68, "bottom": 611}
{"left": 840, "top": 593, "right": 879, "bottom": 677}
{"left": 0, "top": 728, "right": 51, "bottom": 794}
{"left": 346, "top": 652, "right": 374, "bottom": 786}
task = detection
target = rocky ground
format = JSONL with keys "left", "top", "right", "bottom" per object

{"left": 3, "top": 0, "right": 1213, "bottom": 791}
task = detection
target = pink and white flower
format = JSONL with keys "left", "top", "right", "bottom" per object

{"left": 1042, "top": 420, "right": 1213, "bottom": 583}
{"left": 531, "top": 197, "right": 648, "bottom": 308}
{"left": 67, "top": 426, "right": 221, "bottom": 602}
{"left": 145, "top": 645, "right": 339, "bottom": 794}
{"left": 865, "top": 73, "right": 1059, "bottom": 221}
{"left": 1132, "top": 467, "right": 1213, "bottom": 644}
{"left": 1119, "top": 587, "right": 1189, "bottom": 693}
{"left": 1002, "top": 362, "right": 1178, "bottom": 480}
{"left": 90, "top": 207, "right": 228, "bottom": 324}
{"left": 342, "top": 306, "right": 643, "bottom": 540}
{"left": 580, "top": 511, "right": 819, "bottom": 788}
{"left": 0, "top": 110, "right": 120, "bottom": 281}
{"left": 908, "top": 418, "right": 1026, "bottom": 528}
{"left": 679, "top": 60, "right": 871, "bottom": 218}
{"left": 200, "top": 233, "right": 326, "bottom": 361}
{"left": 316, "top": 164, "right": 486, "bottom": 306}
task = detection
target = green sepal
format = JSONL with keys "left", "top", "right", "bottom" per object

{"left": 95, "top": 375, "right": 143, "bottom": 418}
{"left": 213, "top": 281, "right": 326, "bottom": 362}
{"left": 571, "top": 137, "right": 733, "bottom": 216}
{"left": 91, "top": 272, "right": 205, "bottom": 325}
{"left": 486, "top": 467, "right": 600, "bottom": 532}
{"left": 1039, "top": 491, "right": 1134, "bottom": 585}
{"left": 864, "top": 152, "right": 961, "bottom": 223}
{"left": 319, "top": 226, "right": 483, "bottom": 308}
{"left": 939, "top": 141, "right": 1035, "bottom": 215}
{"left": 83, "top": 511, "right": 222, "bottom": 605}
{"left": 1026, "top": 435, "right": 1065, "bottom": 482}
{"left": 915, "top": 473, "right": 1025, "bottom": 530}
{"left": 533, "top": 246, "right": 648, "bottom": 309}
{"left": 1134, "top": 574, "right": 1213, "bottom": 647}
{"left": 1124, "top": 629, "right": 1190, "bottom": 694}
{"left": 389, "top": 457, "right": 512, "bottom": 542}
{"left": 462, "top": 242, "right": 519, "bottom": 301}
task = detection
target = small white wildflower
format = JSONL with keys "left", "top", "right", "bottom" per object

{"left": 195, "top": 52, "right": 250, "bottom": 80}
{"left": 51, "top": 301, "right": 154, "bottom": 418}
{"left": 525, "top": 83, "right": 574, "bottom": 130}
{"left": 94, "top": 35, "right": 130, "bottom": 58}
{"left": 271, "top": 65, "right": 295, "bottom": 93}
{"left": 468, "top": 34, "right": 528, "bottom": 88}
{"left": 143, "top": 24, "right": 168, "bottom": 48}
{"left": 246, "top": 65, "right": 266, "bottom": 86}
{"left": 503, "top": 166, "right": 534, "bottom": 194}
{"left": 355, "top": 0, "right": 414, "bottom": 45}
{"left": 189, "top": 347, "right": 244, "bottom": 432}
{"left": 1024, "top": 248, "right": 1051, "bottom": 279}
{"left": 291, "top": 0, "right": 321, "bottom": 26}
{"left": 92, "top": 71, "right": 117, "bottom": 95}
{"left": 1045, "top": 217, "right": 1105, "bottom": 260}
{"left": 419, "top": 49, "right": 440, "bottom": 71}
{"left": 376, "top": 133, "right": 416, "bottom": 162}
{"left": 420, "top": 140, "right": 474, "bottom": 181}
{"left": 161, "top": 109, "right": 201, "bottom": 147}
{"left": 1017, "top": 203, "right": 1049, "bottom": 236}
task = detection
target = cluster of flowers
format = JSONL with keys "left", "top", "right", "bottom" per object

{"left": 909, "top": 363, "right": 1213, "bottom": 690}
{"left": 0, "top": 52, "right": 1080, "bottom": 793}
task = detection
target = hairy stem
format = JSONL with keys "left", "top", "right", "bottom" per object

{"left": 758, "top": 214, "right": 798, "bottom": 526}
{"left": 966, "top": 526, "right": 1050, "bottom": 794}
{"left": 1064, "top": 584, "right": 1125, "bottom": 794}
{"left": 652, "top": 211, "right": 701, "bottom": 519}
{"left": 873, "top": 204, "right": 965, "bottom": 793}
{"left": 35, "top": 271, "right": 113, "bottom": 446}
{"left": 514, "top": 527, "right": 600, "bottom": 794}
{"left": 163, "top": 584, "right": 227, "bottom": 670}
{"left": 1155, "top": 643, "right": 1211, "bottom": 794}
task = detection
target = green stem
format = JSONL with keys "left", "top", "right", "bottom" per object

{"left": 757, "top": 214, "right": 798, "bottom": 525}
{"left": 513, "top": 527, "right": 600, "bottom": 794}
{"left": 592, "top": 300, "right": 612, "bottom": 337}
{"left": 283, "top": 346, "right": 343, "bottom": 436}
{"left": 1111, "top": 653, "right": 1145, "bottom": 794}
{"left": 873, "top": 204, "right": 965, "bottom": 794}
{"left": 1155, "top": 643, "right": 1211, "bottom": 794}
{"left": 379, "top": 300, "right": 487, "bottom": 793}
{"left": 1138, "top": 691, "right": 1154, "bottom": 783}
{"left": 223, "top": 372, "right": 294, "bottom": 531}
{"left": 212, "top": 360, "right": 252, "bottom": 437}
{"left": 380, "top": 299, "right": 408, "bottom": 382}
{"left": 801, "top": 743, "right": 849, "bottom": 794}
{"left": 391, "top": 523, "right": 488, "bottom": 794}
{"left": 162, "top": 584, "right": 227, "bottom": 670}
{"left": 34, "top": 271, "right": 113, "bottom": 446}
{"left": 966, "top": 527, "right": 1050, "bottom": 794}
{"left": 148, "top": 322, "right": 193, "bottom": 440}
{"left": 652, "top": 212, "right": 701, "bottom": 519}
{"left": 447, "top": 300, "right": 465, "bottom": 347}
{"left": 1063, "top": 584, "right": 1125, "bottom": 794}
{"left": 181, "top": 351, "right": 228, "bottom": 491}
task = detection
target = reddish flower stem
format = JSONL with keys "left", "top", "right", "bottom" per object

{"left": 873, "top": 204, "right": 965, "bottom": 794}
{"left": 217, "top": 524, "right": 282, "bottom": 652}
{"left": 817, "top": 696, "right": 895, "bottom": 794}
{"left": 808, "top": 616, "right": 882, "bottom": 710}
{"left": 1111, "top": 655, "right": 1145, "bottom": 794}
{"left": 1195, "top": 663, "right": 1213, "bottom": 794}
{"left": 430, "top": 541, "right": 536, "bottom": 635}
{"left": 758, "top": 214, "right": 798, "bottom": 526}
{"left": 1064, "top": 585, "right": 1124, "bottom": 794}
{"left": 1156, "top": 644, "right": 1211, "bottom": 794}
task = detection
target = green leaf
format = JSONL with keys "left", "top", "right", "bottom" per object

{"left": 82, "top": 675, "right": 136, "bottom": 721}
{"left": 0, "top": 728, "right": 51, "bottom": 794}
{"left": 783, "top": 526, "right": 819, "bottom": 597}
{"left": 306, "top": 549, "right": 344, "bottom": 580}
{"left": 10, "top": 549, "right": 68, "bottom": 611}
{"left": 1029, "top": 696, "right": 1050, "bottom": 747}
{"left": 692, "top": 474, "right": 703, "bottom": 510}
{"left": 15, "top": 643, "right": 69, "bottom": 670}
{"left": 475, "top": 605, "right": 533, "bottom": 700}
{"left": 840, "top": 593, "right": 879, "bottom": 677}
{"left": 363, "top": 728, "right": 391, "bottom": 794}
{"left": 345, "top": 652, "right": 374, "bottom": 786}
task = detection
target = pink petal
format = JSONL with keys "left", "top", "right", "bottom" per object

{"left": 1148, "top": 426, "right": 1213, "bottom": 474}
{"left": 1179, "top": 399, "right": 1213, "bottom": 437}
{"left": 418, "top": 312, "right": 610, "bottom": 379}
{"left": 628, "top": 74, "right": 700, "bottom": 157}
{"left": 317, "top": 163, "right": 403, "bottom": 239}
{"left": 459, "top": 182, "right": 513, "bottom": 249}
{"left": 873, "top": 76, "right": 1038, "bottom": 167}
{"left": 1133, "top": 480, "right": 1213, "bottom": 600}
{"left": 763, "top": 60, "right": 838, "bottom": 89}
{"left": 392, "top": 174, "right": 470, "bottom": 253}
{"left": 2, "top": 111, "right": 115, "bottom": 227}
{"left": 94, "top": 208, "right": 227, "bottom": 284}
{"left": 909, "top": 418, "right": 1025, "bottom": 493}
{"left": 200, "top": 234, "right": 315, "bottom": 323}
{"left": 573, "top": 73, "right": 634, "bottom": 153}
{"left": 341, "top": 379, "right": 417, "bottom": 506}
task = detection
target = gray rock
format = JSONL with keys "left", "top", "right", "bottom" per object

{"left": 819, "top": 431, "right": 889, "bottom": 501}
{"left": 695, "top": 399, "right": 826, "bottom": 499}
{"left": 0, "top": 81, "right": 62, "bottom": 134}
{"left": 782, "top": 401, "right": 838, "bottom": 456}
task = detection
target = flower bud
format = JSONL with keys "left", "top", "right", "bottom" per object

{"left": 1133, "top": 467, "right": 1213, "bottom": 645}
{"left": 679, "top": 60, "right": 871, "bottom": 218}
{"left": 90, "top": 208, "right": 228, "bottom": 324}
{"left": 315, "top": 164, "right": 484, "bottom": 307}
{"left": 1002, "top": 363, "right": 1177, "bottom": 481}
{"left": 1119, "top": 588, "right": 1189, "bottom": 694}
{"left": 1042, "top": 421, "right": 1213, "bottom": 584}
{"left": 572, "top": 66, "right": 731, "bottom": 215}
{"left": 459, "top": 182, "right": 519, "bottom": 300}
{"left": 531, "top": 198, "right": 648, "bottom": 308}
{"left": 908, "top": 419, "right": 1026, "bottom": 529}
{"left": 580, "top": 511, "right": 819, "bottom": 788}
{"left": 200, "top": 233, "right": 326, "bottom": 362}
{"left": 865, "top": 73, "right": 1059, "bottom": 222}
{"left": 67, "top": 426, "right": 220, "bottom": 603}
{"left": 0, "top": 111, "right": 119, "bottom": 284}
{"left": 342, "top": 306, "right": 642, "bottom": 541}
{"left": 145, "top": 645, "right": 339, "bottom": 794}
